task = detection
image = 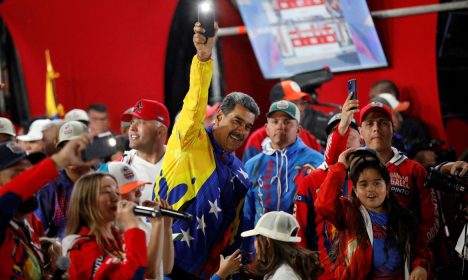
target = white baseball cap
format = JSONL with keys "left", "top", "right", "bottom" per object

{"left": 57, "top": 121, "right": 88, "bottom": 147}
{"left": 65, "top": 109, "right": 89, "bottom": 123}
{"left": 17, "top": 119, "right": 52, "bottom": 142}
{"left": 98, "top": 162, "right": 151, "bottom": 194}
{"left": 241, "top": 211, "right": 301, "bottom": 243}
{"left": 374, "top": 93, "right": 410, "bottom": 112}
{"left": 0, "top": 117, "right": 16, "bottom": 136}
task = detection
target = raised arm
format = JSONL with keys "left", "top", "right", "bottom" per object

{"left": 173, "top": 23, "right": 216, "bottom": 149}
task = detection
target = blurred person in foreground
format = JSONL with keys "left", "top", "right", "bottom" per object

{"left": 0, "top": 134, "right": 92, "bottom": 279}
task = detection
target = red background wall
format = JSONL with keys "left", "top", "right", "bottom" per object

{"left": 0, "top": 0, "right": 178, "bottom": 128}
{"left": 0, "top": 0, "right": 466, "bottom": 157}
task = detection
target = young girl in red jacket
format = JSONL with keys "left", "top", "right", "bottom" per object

{"left": 316, "top": 148, "right": 431, "bottom": 280}
{"left": 64, "top": 172, "right": 148, "bottom": 279}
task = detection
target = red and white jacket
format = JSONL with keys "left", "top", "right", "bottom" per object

{"left": 64, "top": 226, "right": 148, "bottom": 279}
{"left": 385, "top": 147, "right": 439, "bottom": 242}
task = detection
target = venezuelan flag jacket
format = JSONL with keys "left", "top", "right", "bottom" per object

{"left": 155, "top": 56, "right": 250, "bottom": 277}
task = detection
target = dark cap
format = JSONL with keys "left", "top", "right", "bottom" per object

{"left": 326, "top": 113, "right": 359, "bottom": 135}
{"left": 0, "top": 141, "right": 29, "bottom": 171}
{"left": 266, "top": 100, "right": 301, "bottom": 122}
{"left": 270, "top": 80, "right": 311, "bottom": 103}
{"left": 347, "top": 147, "right": 381, "bottom": 175}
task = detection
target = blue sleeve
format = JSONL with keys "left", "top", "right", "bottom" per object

{"left": 241, "top": 185, "right": 256, "bottom": 262}
{"left": 0, "top": 193, "right": 22, "bottom": 245}
{"left": 34, "top": 185, "right": 53, "bottom": 233}
{"left": 310, "top": 150, "right": 325, "bottom": 169}
{"left": 242, "top": 146, "right": 260, "bottom": 164}
{"left": 210, "top": 273, "right": 223, "bottom": 280}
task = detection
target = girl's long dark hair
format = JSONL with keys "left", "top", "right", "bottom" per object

{"left": 255, "top": 235, "right": 323, "bottom": 280}
{"left": 348, "top": 160, "right": 419, "bottom": 262}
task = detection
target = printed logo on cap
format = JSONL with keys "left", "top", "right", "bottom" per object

{"left": 370, "top": 101, "right": 384, "bottom": 107}
{"left": 6, "top": 141, "right": 23, "bottom": 154}
{"left": 290, "top": 81, "right": 301, "bottom": 92}
{"left": 0, "top": 124, "right": 4, "bottom": 129}
{"left": 277, "top": 100, "right": 289, "bottom": 109}
{"left": 63, "top": 124, "right": 74, "bottom": 136}
{"left": 134, "top": 101, "right": 143, "bottom": 113}
{"left": 121, "top": 166, "right": 135, "bottom": 180}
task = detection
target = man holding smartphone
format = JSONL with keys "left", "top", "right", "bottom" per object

{"left": 155, "top": 21, "right": 260, "bottom": 279}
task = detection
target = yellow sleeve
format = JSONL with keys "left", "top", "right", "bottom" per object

{"left": 174, "top": 55, "right": 213, "bottom": 150}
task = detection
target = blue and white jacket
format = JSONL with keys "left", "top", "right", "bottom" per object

{"left": 242, "top": 137, "right": 323, "bottom": 254}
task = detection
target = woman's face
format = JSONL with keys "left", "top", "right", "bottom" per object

{"left": 98, "top": 176, "right": 120, "bottom": 223}
{"left": 353, "top": 168, "right": 388, "bottom": 213}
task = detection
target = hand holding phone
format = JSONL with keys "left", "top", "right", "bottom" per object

{"left": 198, "top": 1, "right": 215, "bottom": 38}
{"left": 347, "top": 79, "right": 358, "bottom": 111}
{"left": 347, "top": 79, "right": 357, "bottom": 100}
{"left": 81, "top": 132, "right": 117, "bottom": 161}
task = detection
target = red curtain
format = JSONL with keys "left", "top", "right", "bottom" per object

{"left": 0, "top": 0, "right": 178, "bottom": 131}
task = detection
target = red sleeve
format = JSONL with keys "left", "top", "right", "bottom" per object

{"left": 0, "top": 158, "right": 58, "bottom": 199}
{"left": 315, "top": 163, "right": 348, "bottom": 229}
{"left": 324, "top": 129, "right": 349, "bottom": 166}
{"left": 242, "top": 127, "right": 267, "bottom": 162}
{"left": 413, "top": 163, "right": 439, "bottom": 242}
{"left": 411, "top": 230, "right": 433, "bottom": 274}
{"left": 70, "top": 228, "right": 148, "bottom": 280}
{"left": 294, "top": 174, "right": 314, "bottom": 248}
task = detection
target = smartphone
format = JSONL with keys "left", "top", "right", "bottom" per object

{"left": 198, "top": 1, "right": 215, "bottom": 38}
{"left": 82, "top": 132, "right": 117, "bottom": 161}
{"left": 347, "top": 79, "right": 357, "bottom": 100}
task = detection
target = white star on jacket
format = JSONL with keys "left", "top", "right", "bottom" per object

{"left": 180, "top": 228, "right": 194, "bottom": 247}
{"left": 197, "top": 215, "right": 207, "bottom": 236}
{"left": 208, "top": 199, "right": 222, "bottom": 219}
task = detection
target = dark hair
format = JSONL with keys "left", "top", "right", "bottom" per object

{"left": 370, "top": 80, "right": 400, "bottom": 99}
{"left": 255, "top": 235, "right": 323, "bottom": 280}
{"left": 348, "top": 160, "right": 419, "bottom": 262}
{"left": 87, "top": 103, "right": 108, "bottom": 113}
{"left": 220, "top": 92, "right": 260, "bottom": 118}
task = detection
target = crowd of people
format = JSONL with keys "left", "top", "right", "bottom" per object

{"left": 1, "top": 22, "right": 468, "bottom": 280}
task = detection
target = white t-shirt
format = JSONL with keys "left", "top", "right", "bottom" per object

{"left": 122, "top": 149, "right": 164, "bottom": 202}
{"left": 265, "top": 263, "right": 300, "bottom": 280}
{"left": 456, "top": 224, "right": 468, "bottom": 261}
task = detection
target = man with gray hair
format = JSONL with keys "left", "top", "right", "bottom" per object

{"left": 155, "top": 23, "right": 260, "bottom": 279}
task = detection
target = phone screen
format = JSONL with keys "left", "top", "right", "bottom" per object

{"left": 82, "top": 133, "right": 117, "bottom": 161}
{"left": 198, "top": 2, "right": 215, "bottom": 37}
